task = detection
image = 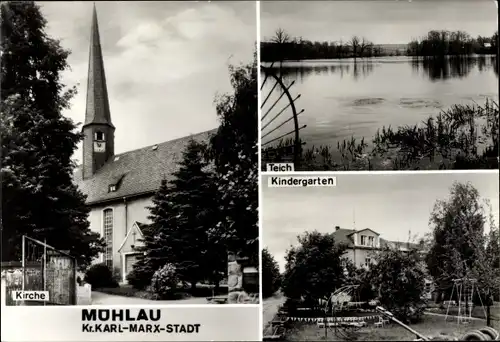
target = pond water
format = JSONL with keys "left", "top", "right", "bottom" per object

{"left": 260, "top": 56, "right": 498, "bottom": 152}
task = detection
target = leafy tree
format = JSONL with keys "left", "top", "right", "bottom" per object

{"left": 128, "top": 140, "right": 225, "bottom": 291}
{"left": 370, "top": 248, "right": 427, "bottom": 323}
{"left": 262, "top": 248, "right": 281, "bottom": 298}
{"left": 470, "top": 209, "right": 500, "bottom": 327}
{"left": 342, "top": 259, "right": 376, "bottom": 302}
{"left": 208, "top": 52, "right": 258, "bottom": 264}
{"left": 426, "top": 182, "right": 488, "bottom": 303}
{"left": 126, "top": 189, "right": 175, "bottom": 290}
{"left": 282, "top": 231, "right": 347, "bottom": 308}
{"left": 0, "top": 1, "right": 104, "bottom": 268}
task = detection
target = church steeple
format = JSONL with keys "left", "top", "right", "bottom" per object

{"left": 84, "top": 3, "right": 113, "bottom": 128}
{"left": 82, "top": 3, "right": 115, "bottom": 179}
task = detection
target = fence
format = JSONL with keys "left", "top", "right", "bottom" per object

{"left": 1, "top": 235, "right": 77, "bottom": 306}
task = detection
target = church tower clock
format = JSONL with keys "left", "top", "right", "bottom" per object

{"left": 82, "top": 4, "right": 115, "bottom": 180}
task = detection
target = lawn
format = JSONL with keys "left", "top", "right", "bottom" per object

{"left": 284, "top": 314, "right": 498, "bottom": 341}
{"left": 96, "top": 283, "right": 228, "bottom": 300}
{"left": 426, "top": 302, "right": 500, "bottom": 323}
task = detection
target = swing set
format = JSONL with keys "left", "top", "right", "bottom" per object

{"left": 445, "top": 278, "right": 487, "bottom": 324}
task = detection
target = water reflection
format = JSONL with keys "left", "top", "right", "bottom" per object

{"left": 411, "top": 55, "right": 497, "bottom": 81}
{"left": 262, "top": 55, "right": 497, "bottom": 83}
{"left": 267, "top": 60, "right": 376, "bottom": 83}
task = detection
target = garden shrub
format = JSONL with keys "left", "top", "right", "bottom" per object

{"left": 84, "top": 263, "right": 118, "bottom": 289}
{"left": 149, "top": 263, "right": 179, "bottom": 299}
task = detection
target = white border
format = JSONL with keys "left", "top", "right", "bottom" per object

{"left": 256, "top": 1, "right": 264, "bottom": 340}
{"left": 261, "top": 169, "right": 497, "bottom": 176}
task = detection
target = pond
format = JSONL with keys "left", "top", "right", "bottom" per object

{"left": 260, "top": 56, "right": 498, "bottom": 155}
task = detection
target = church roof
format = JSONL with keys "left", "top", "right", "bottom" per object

{"left": 73, "top": 129, "right": 216, "bottom": 205}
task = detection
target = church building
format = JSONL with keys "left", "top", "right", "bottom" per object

{"left": 73, "top": 5, "right": 215, "bottom": 283}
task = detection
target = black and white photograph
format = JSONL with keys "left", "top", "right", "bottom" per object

{"left": 262, "top": 172, "right": 500, "bottom": 341}
{"left": 1, "top": 1, "right": 258, "bottom": 306}
{"left": 260, "top": 0, "right": 499, "bottom": 171}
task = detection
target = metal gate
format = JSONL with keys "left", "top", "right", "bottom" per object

{"left": 260, "top": 62, "right": 306, "bottom": 168}
{"left": 20, "top": 235, "right": 77, "bottom": 305}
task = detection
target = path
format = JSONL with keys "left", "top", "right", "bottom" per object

{"left": 263, "top": 293, "right": 286, "bottom": 330}
{"left": 90, "top": 291, "right": 208, "bottom": 305}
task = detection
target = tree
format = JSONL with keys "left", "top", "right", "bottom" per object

{"left": 126, "top": 180, "right": 177, "bottom": 290}
{"left": 370, "top": 248, "right": 427, "bottom": 323}
{"left": 342, "top": 259, "right": 376, "bottom": 302}
{"left": 272, "top": 28, "right": 290, "bottom": 44}
{"left": 469, "top": 205, "right": 500, "bottom": 327}
{"left": 282, "top": 231, "right": 347, "bottom": 308}
{"left": 128, "top": 140, "right": 225, "bottom": 291}
{"left": 0, "top": 1, "right": 104, "bottom": 268}
{"left": 208, "top": 52, "right": 258, "bottom": 264}
{"left": 426, "top": 182, "right": 488, "bottom": 303}
{"left": 262, "top": 248, "right": 281, "bottom": 298}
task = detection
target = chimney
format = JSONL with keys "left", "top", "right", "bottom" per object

{"left": 335, "top": 226, "right": 340, "bottom": 231}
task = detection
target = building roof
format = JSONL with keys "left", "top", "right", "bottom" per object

{"left": 73, "top": 129, "right": 216, "bottom": 205}
{"left": 332, "top": 228, "right": 357, "bottom": 247}
{"left": 332, "top": 227, "right": 420, "bottom": 250}
{"left": 118, "top": 221, "right": 145, "bottom": 253}
{"left": 348, "top": 228, "right": 380, "bottom": 236}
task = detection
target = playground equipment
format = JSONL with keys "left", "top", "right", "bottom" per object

{"left": 445, "top": 278, "right": 487, "bottom": 324}
{"left": 323, "top": 284, "right": 370, "bottom": 312}
{"left": 317, "top": 285, "right": 378, "bottom": 340}
{"left": 376, "top": 306, "right": 499, "bottom": 341}
{"left": 377, "top": 306, "right": 431, "bottom": 341}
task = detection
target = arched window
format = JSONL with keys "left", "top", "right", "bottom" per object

{"left": 103, "top": 208, "right": 113, "bottom": 268}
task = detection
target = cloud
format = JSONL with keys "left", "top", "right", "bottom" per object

{"left": 261, "top": 0, "right": 497, "bottom": 44}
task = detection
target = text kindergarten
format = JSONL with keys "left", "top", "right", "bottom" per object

{"left": 82, "top": 309, "right": 200, "bottom": 334}
{"left": 268, "top": 176, "right": 337, "bottom": 187}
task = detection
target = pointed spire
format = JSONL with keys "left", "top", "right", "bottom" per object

{"left": 84, "top": 3, "right": 114, "bottom": 128}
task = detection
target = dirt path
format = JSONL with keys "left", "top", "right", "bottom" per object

{"left": 90, "top": 291, "right": 209, "bottom": 305}
{"left": 263, "top": 293, "right": 286, "bottom": 330}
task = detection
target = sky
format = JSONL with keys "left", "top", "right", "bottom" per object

{"left": 261, "top": 0, "right": 498, "bottom": 44}
{"left": 39, "top": 1, "right": 256, "bottom": 163}
{"left": 262, "top": 172, "right": 500, "bottom": 272}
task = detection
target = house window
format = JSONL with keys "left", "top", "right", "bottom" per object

{"left": 368, "top": 236, "right": 374, "bottom": 247}
{"left": 103, "top": 209, "right": 113, "bottom": 268}
{"left": 360, "top": 235, "right": 367, "bottom": 245}
{"left": 95, "top": 131, "right": 105, "bottom": 141}
{"left": 365, "top": 257, "right": 371, "bottom": 266}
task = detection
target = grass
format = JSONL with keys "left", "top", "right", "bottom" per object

{"left": 96, "top": 283, "right": 228, "bottom": 300}
{"left": 262, "top": 100, "right": 499, "bottom": 171}
{"left": 284, "top": 314, "right": 499, "bottom": 341}
{"left": 426, "top": 302, "right": 500, "bottom": 323}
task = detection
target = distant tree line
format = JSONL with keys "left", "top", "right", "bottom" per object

{"left": 261, "top": 28, "right": 385, "bottom": 62}
{"left": 407, "top": 30, "right": 498, "bottom": 57}
{"left": 261, "top": 28, "right": 498, "bottom": 62}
